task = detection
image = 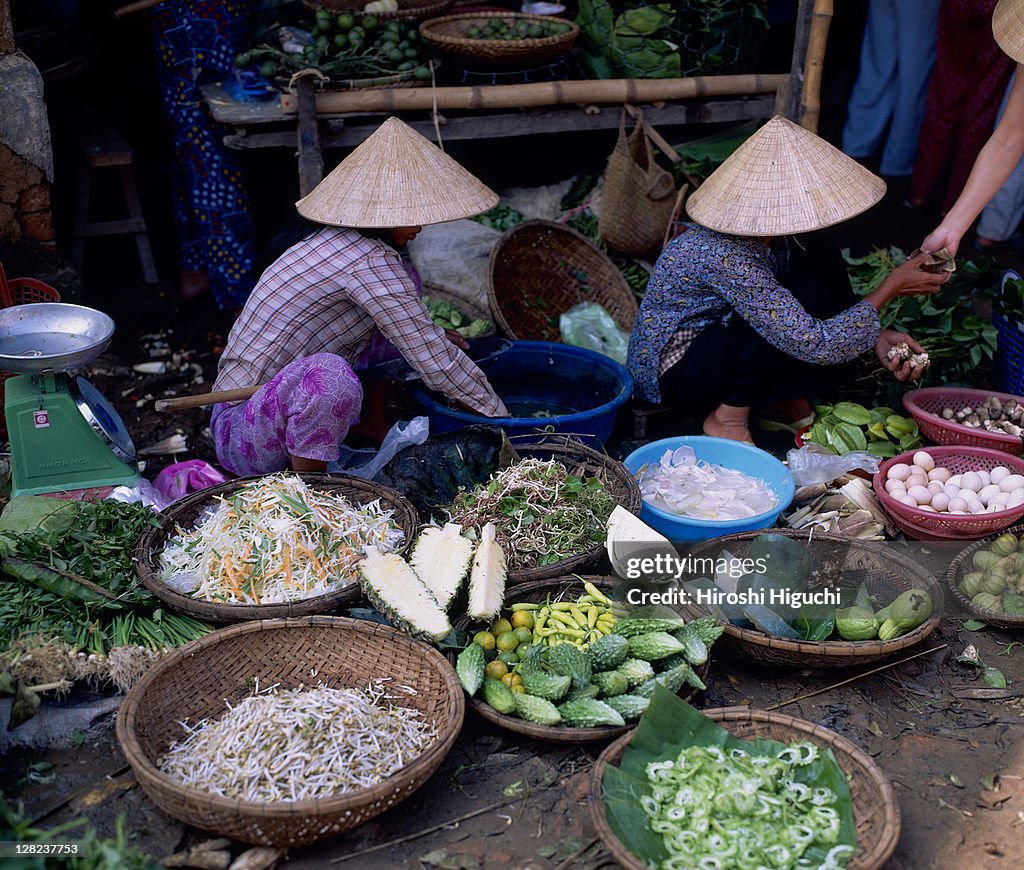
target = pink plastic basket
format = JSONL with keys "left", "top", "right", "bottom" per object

{"left": 903, "top": 387, "right": 1024, "bottom": 455}
{"left": 873, "top": 446, "right": 1024, "bottom": 541}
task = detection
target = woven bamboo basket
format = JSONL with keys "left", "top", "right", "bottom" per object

{"left": 135, "top": 474, "right": 419, "bottom": 624}
{"left": 947, "top": 523, "right": 1024, "bottom": 629}
{"left": 590, "top": 707, "right": 901, "bottom": 870}
{"left": 487, "top": 220, "right": 638, "bottom": 342}
{"left": 302, "top": 0, "right": 453, "bottom": 23}
{"left": 448, "top": 576, "right": 709, "bottom": 743}
{"left": 684, "top": 530, "right": 942, "bottom": 667}
{"left": 116, "top": 617, "right": 463, "bottom": 847}
{"left": 419, "top": 13, "right": 579, "bottom": 66}
{"left": 500, "top": 434, "right": 640, "bottom": 584}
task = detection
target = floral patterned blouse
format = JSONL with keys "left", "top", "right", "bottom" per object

{"left": 627, "top": 226, "right": 881, "bottom": 404}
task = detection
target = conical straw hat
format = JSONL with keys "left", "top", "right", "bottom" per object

{"left": 994, "top": 0, "right": 1024, "bottom": 63}
{"left": 685, "top": 115, "right": 886, "bottom": 237}
{"left": 296, "top": 117, "right": 498, "bottom": 227}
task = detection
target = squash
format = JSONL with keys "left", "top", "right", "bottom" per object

{"left": 877, "top": 589, "right": 933, "bottom": 641}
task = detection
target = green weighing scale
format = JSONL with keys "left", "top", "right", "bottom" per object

{"left": 0, "top": 303, "right": 139, "bottom": 497}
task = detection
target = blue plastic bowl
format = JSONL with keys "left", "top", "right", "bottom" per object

{"left": 622, "top": 436, "right": 795, "bottom": 543}
{"left": 414, "top": 341, "right": 633, "bottom": 446}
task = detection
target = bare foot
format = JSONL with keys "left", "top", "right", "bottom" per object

{"left": 703, "top": 404, "right": 753, "bottom": 443}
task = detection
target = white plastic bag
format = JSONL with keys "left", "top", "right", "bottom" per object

{"left": 329, "top": 417, "right": 430, "bottom": 479}
{"left": 559, "top": 302, "right": 630, "bottom": 365}
{"left": 786, "top": 446, "right": 880, "bottom": 486}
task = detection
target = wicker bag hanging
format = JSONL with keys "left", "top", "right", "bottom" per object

{"left": 598, "top": 109, "right": 677, "bottom": 259}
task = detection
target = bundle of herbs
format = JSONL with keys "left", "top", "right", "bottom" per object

{"left": 841, "top": 247, "right": 998, "bottom": 406}
{"left": 0, "top": 497, "right": 211, "bottom": 699}
{"left": 445, "top": 459, "right": 618, "bottom": 571}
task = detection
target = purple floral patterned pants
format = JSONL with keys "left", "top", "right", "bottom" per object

{"left": 210, "top": 353, "right": 363, "bottom": 476}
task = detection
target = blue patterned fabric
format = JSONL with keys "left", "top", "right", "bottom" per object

{"left": 627, "top": 226, "right": 882, "bottom": 404}
{"left": 153, "top": 0, "right": 255, "bottom": 309}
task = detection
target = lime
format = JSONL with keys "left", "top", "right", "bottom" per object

{"left": 496, "top": 630, "right": 519, "bottom": 652}
{"left": 361, "top": 15, "right": 378, "bottom": 31}
{"left": 491, "top": 618, "right": 513, "bottom": 636}
{"left": 515, "top": 642, "right": 532, "bottom": 659}
{"left": 485, "top": 660, "right": 508, "bottom": 680}
{"left": 334, "top": 33, "right": 349, "bottom": 49}
{"left": 501, "top": 673, "right": 523, "bottom": 688}
{"left": 511, "top": 611, "right": 534, "bottom": 630}
{"left": 473, "top": 630, "right": 496, "bottom": 650}
{"left": 513, "top": 627, "right": 532, "bottom": 644}
{"left": 388, "top": 48, "right": 405, "bottom": 64}
{"left": 413, "top": 65, "right": 432, "bottom": 81}
{"left": 337, "top": 13, "right": 356, "bottom": 31}
{"left": 498, "top": 650, "right": 520, "bottom": 665}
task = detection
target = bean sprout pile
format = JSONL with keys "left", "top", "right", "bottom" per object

{"left": 445, "top": 459, "right": 617, "bottom": 569}
{"left": 158, "top": 680, "right": 437, "bottom": 802}
{"left": 160, "top": 474, "right": 405, "bottom": 605}
{"left": 641, "top": 741, "right": 853, "bottom": 869}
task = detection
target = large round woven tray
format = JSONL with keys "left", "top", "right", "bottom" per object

{"left": 448, "top": 576, "right": 709, "bottom": 743}
{"left": 501, "top": 434, "right": 640, "bottom": 584}
{"left": 135, "top": 474, "right": 419, "bottom": 624}
{"left": 302, "top": 0, "right": 453, "bottom": 23}
{"left": 590, "top": 707, "right": 901, "bottom": 870}
{"left": 947, "top": 523, "right": 1024, "bottom": 629}
{"left": 487, "top": 220, "right": 638, "bottom": 342}
{"left": 419, "top": 13, "right": 579, "bottom": 67}
{"left": 685, "top": 529, "right": 942, "bottom": 667}
{"left": 116, "top": 617, "right": 463, "bottom": 847}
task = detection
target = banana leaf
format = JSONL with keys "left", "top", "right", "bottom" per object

{"left": 793, "top": 600, "right": 836, "bottom": 641}
{"left": 601, "top": 686, "right": 857, "bottom": 868}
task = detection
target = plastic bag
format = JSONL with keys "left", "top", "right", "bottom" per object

{"left": 330, "top": 416, "right": 430, "bottom": 480}
{"left": 154, "top": 460, "right": 230, "bottom": 503}
{"left": 559, "top": 301, "right": 630, "bottom": 365}
{"left": 786, "top": 446, "right": 880, "bottom": 486}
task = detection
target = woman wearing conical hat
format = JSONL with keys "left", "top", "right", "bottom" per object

{"left": 211, "top": 118, "right": 508, "bottom": 475}
{"left": 922, "top": 0, "right": 1024, "bottom": 255}
{"left": 627, "top": 116, "right": 949, "bottom": 443}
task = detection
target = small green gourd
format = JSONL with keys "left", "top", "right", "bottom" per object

{"left": 604, "top": 694, "right": 650, "bottom": 721}
{"left": 626, "top": 631, "right": 686, "bottom": 661}
{"left": 556, "top": 698, "right": 625, "bottom": 728}
{"left": 481, "top": 677, "right": 516, "bottom": 714}
{"left": 592, "top": 670, "right": 629, "bottom": 697}
{"left": 513, "top": 693, "right": 561, "bottom": 726}
{"left": 877, "top": 589, "right": 933, "bottom": 641}
{"left": 585, "top": 633, "right": 629, "bottom": 671}
{"left": 455, "top": 643, "right": 486, "bottom": 697}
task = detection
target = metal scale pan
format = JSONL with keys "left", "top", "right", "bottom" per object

{"left": 0, "top": 302, "right": 115, "bottom": 374}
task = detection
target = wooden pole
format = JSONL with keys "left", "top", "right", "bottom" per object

{"left": 155, "top": 386, "right": 261, "bottom": 412}
{"left": 114, "top": 0, "right": 165, "bottom": 17}
{"left": 0, "top": 0, "right": 15, "bottom": 54}
{"left": 799, "top": 0, "right": 834, "bottom": 133}
{"left": 279, "top": 74, "right": 788, "bottom": 115}
{"left": 783, "top": 0, "right": 815, "bottom": 123}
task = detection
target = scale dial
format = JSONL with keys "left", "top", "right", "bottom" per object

{"left": 70, "top": 376, "right": 137, "bottom": 463}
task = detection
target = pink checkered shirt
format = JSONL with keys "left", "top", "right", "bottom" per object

{"left": 214, "top": 226, "right": 508, "bottom": 416}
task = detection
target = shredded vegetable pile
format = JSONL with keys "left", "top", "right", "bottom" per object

{"left": 445, "top": 459, "right": 617, "bottom": 569}
{"left": 159, "top": 680, "right": 437, "bottom": 802}
{"left": 160, "top": 474, "right": 405, "bottom": 605}
{"left": 637, "top": 447, "right": 777, "bottom": 521}
{"left": 642, "top": 742, "right": 852, "bottom": 869}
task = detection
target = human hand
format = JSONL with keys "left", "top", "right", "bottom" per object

{"left": 921, "top": 225, "right": 961, "bottom": 258}
{"left": 880, "top": 252, "right": 952, "bottom": 299}
{"left": 445, "top": 328, "right": 470, "bottom": 350}
{"left": 875, "top": 330, "right": 929, "bottom": 382}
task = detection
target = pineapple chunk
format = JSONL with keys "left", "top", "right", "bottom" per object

{"left": 467, "top": 522, "right": 507, "bottom": 620}
{"left": 359, "top": 546, "right": 452, "bottom": 641}
{"left": 410, "top": 523, "right": 474, "bottom": 609}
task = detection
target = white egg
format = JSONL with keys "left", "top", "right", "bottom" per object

{"left": 943, "top": 483, "right": 961, "bottom": 499}
{"left": 960, "top": 471, "right": 982, "bottom": 492}
{"left": 990, "top": 492, "right": 1010, "bottom": 510}
{"left": 907, "top": 485, "right": 933, "bottom": 505}
{"left": 884, "top": 479, "right": 907, "bottom": 495}
{"left": 979, "top": 484, "right": 1003, "bottom": 505}
{"left": 948, "top": 497, "right": 969, "bottom": 512}
{"left": 950, "top": 509, "right": 967, "bottom": 514}
{"left": 931, "top": 492, "right": 950, "bottom": 512}
{"left": 998, "top": 474, "right": 1024, "bottom": 493}
{"left": 918, "top": 504, "right": 938, "bottom": 512}
{"left": 906, "top": 473, "right": 929, "bottom": 490}
{"left": 927, "top": 481, "right": 945, "bottom": 496}
{"left": 948, "top": 474, "right": 962, "bottom": 488}
{"left": 978, "top": 470, "right": 992, "bottom": 488}
{"left": 887, "top": 463, "right": 912, "bottom": 482}
{"left": 897, "top": 494, "right": 919, "bottom": 508}
{"left": 991, "top": 466, "right": 1011, "bottom": 485}
{"left": 928, "top": 467, "right": 952, "bottom": 483}
{"left": 913, "top": 451, "right": 936, "bottom": 471}
{"left": 1008, "top": 490, "right": 1024, "bottom": 509}
{"left": 970, "top": 502, "right": 990, "bottom": 515}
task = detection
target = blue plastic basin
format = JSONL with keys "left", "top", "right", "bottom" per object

{"left": 623, "top": 436, "right": 795, "bottom": 543}
{"left": 414, "top": 341, "right": 633, "bottom": 445}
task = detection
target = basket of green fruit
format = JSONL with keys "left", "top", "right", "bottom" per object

{"left": 302, "top": 0, "right": 454, "bottom": 25}
{"left": 419, "top": 13, "right": 578, "bottom": 67}
{"left": 448, "top": 576, "right": 717, "bottom": 743}
{"left": 683, "top": 530, "right": 942, "bottom": 668}
{"left": 947, "top": 525, "right": 1024, "bottom": 629}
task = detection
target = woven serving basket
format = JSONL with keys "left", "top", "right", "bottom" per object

{"left": 873, "top": 447, "right": 1024, "bottom": 541}
{"left": 947, "top": 523, "right": 1024, "bottom": 629}
{"left": 589, "top": 707, "right": 901, "bottom": 870}
{"left": 448, "top": 576, "right": 709, "bottom": 743}
{"left": 487, "top": 220, "right": 638, "bottom": 342}
{"left": 903, "top": 387, "right": 1024, "bottom": 455}
{"left": 116, "top": 617, "right": 463, "bottom": 847}
{"left": 301, "top": 0, "right": 453, "bottom": 23}
{"left": 501, "top": 434, "right": 640, "bottom": 584}
{"left": 134, "top": 474, "right": 419, "bottom": 624}
{"left": 419, "top": 12, "right": 579, "bottom": 66}
{"left": 684, "top": 529, "right": 942, "bottom": 667}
